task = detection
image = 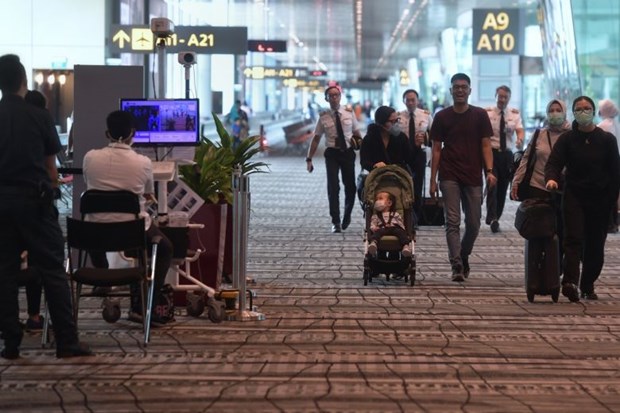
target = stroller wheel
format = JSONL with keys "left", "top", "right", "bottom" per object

{"left": 409, "top": 265, "right": 416, "bottom": 287}
{"left": 363, "top": 268, "right": 369, "bottom": 286}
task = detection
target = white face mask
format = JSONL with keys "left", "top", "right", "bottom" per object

{"left": 389, "top": 123, "right": 401, "bottom": 136}
{"left": 374, "top": 200, "right": 387, "bottom": 211}
{"left": 547, "top": 113, "right": 565, "bottom": 126}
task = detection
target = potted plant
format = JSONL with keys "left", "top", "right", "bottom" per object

{"left": 176, "top": 113, "right": 268, "bottom": 292}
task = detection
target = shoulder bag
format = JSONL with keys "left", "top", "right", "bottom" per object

{"left": 516, "top": 128, "right": 541, "bottom": 201}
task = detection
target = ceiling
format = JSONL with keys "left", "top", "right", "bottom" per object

{"left": 222, "top": 0, "right": 538, "bottom": 86}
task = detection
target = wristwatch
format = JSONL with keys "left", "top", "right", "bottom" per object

{"left": 486, "top": 168, "right": 494, "bottom": 175}
{"left": 305, "top": 157, "right": 312, "bottom": 162}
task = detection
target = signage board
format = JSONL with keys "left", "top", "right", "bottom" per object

{"left": 243, "top": 66, "right": 309, "bottom": 79}
{"left": 247, "top": 40, "right": 287, "bottom": 53}
{"left": 472, "top": 9, "right": 521, "bottom": 55}
{"left": 109, "top": 25, "right": 248, "bottom": 54}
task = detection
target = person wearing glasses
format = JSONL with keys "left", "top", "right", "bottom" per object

{"left": 545, "top": 96, "right": 620, "bottom": 302}
{"left": 484, "top": 85, "right": 525, "bottom": 233}
{"left": 360, "top": 105, "right": 411, "bottom": 173}
{"left": 306, "top": 84, "right": 362, "bottom": 233}
{"left": 429, "top": 73, "right": 496, "bottom": 282}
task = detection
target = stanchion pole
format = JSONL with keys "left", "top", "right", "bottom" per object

{"left": 228, "top": 165, "right": 264, "bottom": 321}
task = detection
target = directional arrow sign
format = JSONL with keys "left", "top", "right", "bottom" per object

{"left": 109, "top": 25, "right": 248, "bottom": 54}
{"left": 112, "top": 29, "right": 131, "bottom": 49}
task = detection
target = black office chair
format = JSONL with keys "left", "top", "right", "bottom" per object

{"left": 66, "top": 217, "right": 157, "bottom": 345}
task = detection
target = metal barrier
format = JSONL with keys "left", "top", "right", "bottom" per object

{"left": 227, "top": 166, "right": 265, "bottom": 321}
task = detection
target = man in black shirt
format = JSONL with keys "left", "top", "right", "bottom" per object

{"left": 0, "top": 54, "right": 91, "bottom": 359}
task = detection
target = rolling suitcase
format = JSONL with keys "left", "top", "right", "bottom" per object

{"left": 524, "top": 234, "right": 561, "bottom": 303}
{"left": 418, "top": 197, "right": 445, "bottom": 226}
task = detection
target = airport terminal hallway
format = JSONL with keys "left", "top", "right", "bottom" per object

{"left": 2, "top": 153, "right": 620, "bottom": 413}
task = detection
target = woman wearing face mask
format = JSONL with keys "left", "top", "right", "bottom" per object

{"left": 545, "top": 96, "right": 620, "bottom": 302}
{"left": 511, "top": 99, "right": 571, "bottom": 201}
{"left": 360, "top": 105, "right": 411, "bottom": 173}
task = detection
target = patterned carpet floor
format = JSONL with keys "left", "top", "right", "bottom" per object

{"left": 1, "top": 154, "right": 620, "bottom": 413}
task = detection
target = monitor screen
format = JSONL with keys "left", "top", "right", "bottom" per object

{"left": 120, "top": 98, "right": 200, "bottom": 146}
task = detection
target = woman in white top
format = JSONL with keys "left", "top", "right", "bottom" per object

{"left": 511, "top": 99, "right": 571, "bottom": 201}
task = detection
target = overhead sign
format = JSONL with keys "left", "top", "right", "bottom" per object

{"left": 472, "top": 9, "right": 520, "bottom": 55}
{"left": 109, "top": 25, "right": 248, "bottom": 54}
{"left": 283, "top": 79, "right": 322, "bottom": 88}
{"left": 399, "top": 69, "right": 410, "bottom": 86}
{"left": 309, "top": 70, "right": 328, "bottom": 77}
{"left": 243, "top": 66, "right": 309, "bottom": 79}
{"left": 247, "top": 40, "right": 287, "bottom": 53}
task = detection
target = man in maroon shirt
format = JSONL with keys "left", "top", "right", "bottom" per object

{"left": 429, "top": 73, "right": 496, "bottom": 282}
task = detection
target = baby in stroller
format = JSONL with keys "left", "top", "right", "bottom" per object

{"left": 368, "top": 191, "right": 412, "bottom": 257}
{"left": 363, "top": 165, "right": 416, "bottom": 285}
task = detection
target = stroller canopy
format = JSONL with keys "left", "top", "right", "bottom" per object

{"left": 363, "top": 164, "right": 414, "bottom": 210}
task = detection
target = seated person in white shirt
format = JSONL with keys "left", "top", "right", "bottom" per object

{"left": 82, "top": 110, "right": 174, "bottom": 325}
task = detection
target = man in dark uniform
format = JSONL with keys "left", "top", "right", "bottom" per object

{"left": 0, "top": 54, "right": 91, "bottom": 359}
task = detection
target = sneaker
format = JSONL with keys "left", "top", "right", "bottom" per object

{"left": 562, "top": 283, "right": 580, "bottom": 302}
{"left": 490, "top": 220, "right": 500, "bottom": 233}
{"left": 401, "top": 244, "right": 412, "bottom": 257}
{"left": 25, "top": 316, "right": 44, "bottom": 332}
{"left": 367, "top": 241, "right": 378, "bottom": 257}
{"left": 461, "top": 255, "right": 470, "bottom": 278}
{"left": 581, "top": 291, "right": 599, "bottom": 300}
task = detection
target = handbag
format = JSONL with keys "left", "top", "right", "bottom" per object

{"left": 515, "top": 128, "right": 540, "bottom": 201}
{"left": 514, "top": 198, "right": 556, "bottom": 239}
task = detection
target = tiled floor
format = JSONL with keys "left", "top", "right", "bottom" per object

{"left": 2, "top": 154, "right": 620, "bottom": 412}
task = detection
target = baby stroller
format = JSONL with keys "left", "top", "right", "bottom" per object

{"left": 363, "top": 165, "right": 416, "bottom": 286}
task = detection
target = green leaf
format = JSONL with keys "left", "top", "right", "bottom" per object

{"left": 179, "top": 113, "right": 269, "bottom": 203}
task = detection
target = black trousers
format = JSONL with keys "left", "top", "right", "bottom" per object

{"left": 561, "top": 188, "right": 611, "bottom": 293}
{"left": 369, "top": 226, "right": 410, "bottom": 246}
{"left": 0, "top": 190, "right": 79, "bottom": 350}
{"left": 324, "top": 148, "right": 356, "bottom": 225}
{"left": 410, "top": 146, "right": 426, "bottom": 223}
{"left": 90, "top": 224, "right": 173, "bottom": 312}
{"left": 486, "top": 149, "right": 513, "bottom": 223}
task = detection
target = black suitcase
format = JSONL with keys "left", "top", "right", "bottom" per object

{"left": 418, "top": 197, "right": 445, "bottom": 226}
{"left": 524, "top": 235, "right": 561, "bottom": 303}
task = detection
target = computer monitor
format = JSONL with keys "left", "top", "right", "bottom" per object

{"left": 120, "top": 98, "right": 200, "bottom": 146}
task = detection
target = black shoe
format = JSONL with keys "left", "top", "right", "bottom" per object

{"left": 581, "top": 291, "right": 598, "bottom": 300}
{"left": 490, "top": 220, "right": 500, "bottom": 233}
{"left": 127, "top": 311, "right": 173, "bottom": 328}
{"left": 1, "top": 347, "right": 20, "bottom": 360}
{"left": 341, "top": 215, "right": 351, "bottom": 230}
{"left": 92, "top": 286, "right": 112, "bottom": 296}
{"left": 56, "top": 342, "right": 93, "bottom": 359}
{"left": 25, "top": 316, "right": 44, "bottom": 332}
{"left": 451, "top": 265, "right": 465, "bottom": 282}
{"left": 562, "top": 283, "right": 580, "bottom": 303}
{"left": 331, "top": 223, "right": 342, "bottom": 233}
{"left": 461, "top": 255, "right": 470, "bottom": 278}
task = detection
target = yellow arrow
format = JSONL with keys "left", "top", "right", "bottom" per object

{"left": 113, "top": 30, "right": 131, "bottom": 49}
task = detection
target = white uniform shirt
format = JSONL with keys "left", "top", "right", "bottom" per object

{"left": 314, "top": 106, "right": 359, "bottom": 149}
{"left": 82, "top": 142, "right": 154, "bottom": 229}
{"left": 486, "top": 106, "right": 523, "bottom": 150}
{"left": 399, "top": 108, "right": 433, "bottom": 141}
